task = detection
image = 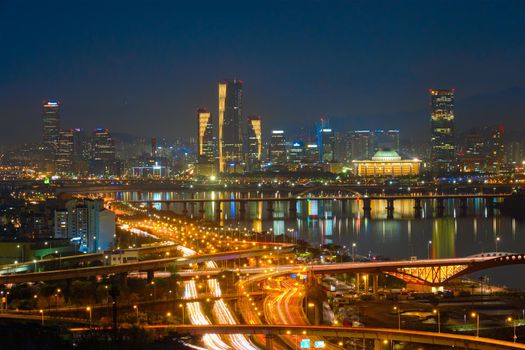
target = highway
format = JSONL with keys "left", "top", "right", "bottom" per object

{"left": 263, "top": 278, "right": 343, "bottom": 350}
{"left": 137, "top": 324, "right": 525, "bottom": 350}
{"left": 0, "top": 245, "right": 293, "bottom": 284}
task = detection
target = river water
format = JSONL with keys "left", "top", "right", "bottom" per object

{"left": 110, "top": 191, "right": 525, "bottom": 290}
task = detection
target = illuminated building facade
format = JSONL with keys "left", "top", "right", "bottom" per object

{"left": 246, "top": 116, "right": 262, "bottom": 170}
{"left": 430, "top": 89, "right": 455, "bottom": 173}
{"left": 218, "top": 79, "right": 244, "bottom": 173}
{"left": 288, "top": 140, "right": 305, "bottom": 164}
{"left": 269, "top": 130, "right": 287, "bottom": 164}
{"left": 42, "top": 100, "right": 61, "bottom": 164}
{"left": 90, "top": 128, "right": 116, "bottom": 176}
{"left": 197, "top": 108, "right": 214, "bottom": 163}
{"left": 319, "top": 128, "right": 335, "bottom": 162}
{"left": 56, "top": 129, "right": 74, "bottom": 173}
{"left": 353, "top": 149, "right": 421, "bottom": 177}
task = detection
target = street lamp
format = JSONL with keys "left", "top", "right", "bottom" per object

{"left": 86, "top": 306, "right": 92, "bottom": 328}
{"left": 507, "top": 317, "right": 517, "bottom": 343}
{"left": 133, "top": 305, "right": 139, "bottom": 325}
{"left": 393, "top": 306, "right": 401, "bottom": 330}
{"left": 39, "top": 309, "right": 44, "bottom": 326}
{"left": 496, "top": 237, "right": 500, "bottom": 253}
{"left": 433, "top": 309, "right": 441, "bottom": 333}
{"left": 352, "top": 243, "right": 357, "bottom": 262}
{"left": 471, "top": 312, "right": 480, "bottom": 337}
{"left": 166, "top": 312, "right": 172, "bottom": 325}
{"left": 427, "top": 241, "right": 432, "bottom": 259}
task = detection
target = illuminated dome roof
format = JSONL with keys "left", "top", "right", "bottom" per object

{"left": 371, "top": 149, "right": 401, "bottom": 161}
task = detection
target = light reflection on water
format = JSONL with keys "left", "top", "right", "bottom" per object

{"left": 111, "top": 191, "right": 525, "bottom": 289}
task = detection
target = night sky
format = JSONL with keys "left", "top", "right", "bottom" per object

{"left": 1, "top": 0, "right": 524, "bottom": 144}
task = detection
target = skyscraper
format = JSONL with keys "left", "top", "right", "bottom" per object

{"left": 430, "top": 89, "right": 455, "bottom": 172}
{"left": 246, "top": 116, "right": 262, "bottom": 170}
{"left": 269, "top": 130, "right": 287, "bottom": 164}
{"left": 42, "top": 100, "right": 61, "bottom": 163}
{"left": 56, "top": 129, "right": 74, "bottom": 173}
{"left": 90, "top": 128, "right": 116, "bottom": 176}
{"left": 349, "top": 130, "right": 374, "bottom": 161}
{"left": 218, "top": 79, "right": 243, "bottom": 173}
{"left": 197, "top": 108, "right": 214, "bottom": 163}
{"left": 319, "top": 127, "right": 335, "bottom": 162}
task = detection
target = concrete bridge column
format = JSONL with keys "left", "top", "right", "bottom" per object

{"left": 182, "top": 202, "right": 188, "bottom": 216}
{"left": 146, "top": 270, "right": 154, "bottom": 284}
{"left": 190, "top": 194, "right": 196, "bottom": 216}
{"left": 413, "top": 198, "right": 422, "bottom": 218}
{"left": 460, "top": 198, "right": 468, "bottom": 216}
{"left": 198, "top": 202, "right": 205, "bottom": 218}
{"left": 239, "top": 201, "right": 246, "bottom": 220}
{"left": 363, "top": 198, "right": 372, "bottom": 218}
{"left": 214, "top": 202, "right": 222, "bottom": 221}
{"left": 373, "top": 274, "right": 379, "bottom": 294}
{"left": 267, "top": 201, "right": 274, "bottom": 220}
{"left": 265, "top": 334, "right": 274, "bottom": 350}
{"left": 436, "top": 198, "right": 445, "bottom": 217}
{"left": 386, "top": 199, "right": 395, "bottom": 219}
{"left": 486, "top": 196, "right": 494, "bottom": 216}
{"left": 288, "top": 199, "right": 297, "bottom": 219}
{"left": 374, "top": 339, "right": 384, "bottom": 350}
{"left": 355, "top": 273, "right": 360, "bottom": 293}
{"left": 341, "top": 199, "right": 347, "bottom": 215}
{"left": 363, "top": 274, "right": 369, "bottom": 292}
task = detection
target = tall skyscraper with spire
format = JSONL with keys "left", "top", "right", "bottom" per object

{"left": 218, "top": 79, "right": 244, "bottom": 173}
{"left": 430, "top": 89, "right": 455, "bottom": 173}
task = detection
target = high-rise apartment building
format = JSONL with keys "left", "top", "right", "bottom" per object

{"left": 430, "top": 89, "right": 455, "bottom": 172}
{"left": 218, "top": 79, "right": 244, "bottom": 172}
{"left": 42, "top": 100, "right": 61, "bottom": 163}
{"left": 269, "top": 130, "right": 287, "bottom": 164}
{"left": 197, "top": 108, "right": 214, "bottom": 163}
{"left": 58, "top": 198, "right": 116, "bottom": 253}
{"left": 246, "top": 116, "right": 262, "bottom": 170}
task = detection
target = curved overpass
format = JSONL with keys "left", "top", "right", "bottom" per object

{"left": 0, "top": 245, "right": 294, "bottom": 284}
{"left": 138, "top": 324, "right": 525, "bottom": 350}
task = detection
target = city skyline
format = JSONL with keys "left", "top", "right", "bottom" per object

{"left": 1, "top": 1, "right": 525, "bottom": 143}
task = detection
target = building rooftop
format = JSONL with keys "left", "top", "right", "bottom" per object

{"left": 371, "top": 149, "right": 402, "bottom": 161}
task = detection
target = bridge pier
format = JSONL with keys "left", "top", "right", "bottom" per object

{"left": 341, "top": 199, "right": 347, "bottom": 215}
{"left": 182, "top": 202, "right": 188, "bottom": 216}
{"left": 199, "top": 202, "right": 205, "bottom": 219}
{"left": 146, "top": 270, "right": 154, "bottom": 284}
{"left": 288, "top": 199, "right": 297, "bottom": 220}
{"left": 355, "top": 273, "right": 360, "bottom": 293}
{"left": 386, "top": 199, "right": 395, "bottom": 219}
{"left": 363, "top": 198, "right": 371, "bottom": 218}
{"left": 363, "top": 274, "right": 369, "bottom": 292}
{"left": 372, "top": 274, "right": 379, "bottom": 294}
{"left": 214, "top": 203, "right": 222, "bottom": 221}
{"left": 239, "top": 201, "right": 246, "bottom": 220}
{"left": 414, "top": 198, "right": 422, "bottom": 218}
{"left": 436, "top": 198, "right": 445, "bottom": 217}
{"left": 374, "top": 339, "right": 384, "bottom": 350}
{"left": 460, "top": 198, "right": 468, "bottom": 216}
{"left": 486, "top": 196, "right": 494, "bottom": 216}
{"left": 265, "top": 334, "right": 274, "bottom": 350}
{"left": 267, "top": 201, "right": 274, "bottom": 220}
